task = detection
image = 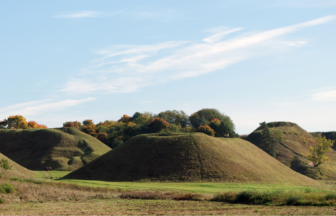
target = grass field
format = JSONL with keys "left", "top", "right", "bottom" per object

{"left": 1, "top": 199, "right": 336, "bottom": 215}
{"left": 34, "top": 171, "right": 71, "bottom": 179}
{"left": 58, "top": 179, "right": 327, "bottom": 194}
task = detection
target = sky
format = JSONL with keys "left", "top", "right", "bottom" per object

{"left": 0, "top": 0, "right": 336, "bottom": 134}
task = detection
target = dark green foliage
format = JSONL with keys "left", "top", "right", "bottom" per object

{"left": 0, "top": 183, "right": 15, "bottom": 193}
{"left": 189, "top": 109, "right": 236, "bottom": 137}
{"left": 259, "top": 122, "right": 277, "bottom": 158}
{"left": 149, "top": 118, "right": 170, "bottom": 133}
{"left": 158, "top": 110, "right": 189, "bottom": 128}
{"left": 311, "top": 131, "right": 336, "bottom": 149}
{"left": 0, "top": 119, "right": 7, "bottom": 129}
{"left": 107, "top": 139, "right": 123, "bottom": 149}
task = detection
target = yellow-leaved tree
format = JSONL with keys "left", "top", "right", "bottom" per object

{"left": 307, "top": 134, "right": 334, "bottom": 167}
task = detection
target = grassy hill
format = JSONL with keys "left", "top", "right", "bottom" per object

{"left": 245, "top": 122, "right": 336, "bottom": 180}
{"left": 0, "top": 152, "right": 36, "bottom": 178}
{"left": 64, "top": 133, "right": 319, "bottom": 186}
{"left": 0, "top": 128, "right": 111, "bottom": 171}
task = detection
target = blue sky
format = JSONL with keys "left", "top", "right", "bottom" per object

{"left": 1, "top": 0, "right": 336, "bottom": 134}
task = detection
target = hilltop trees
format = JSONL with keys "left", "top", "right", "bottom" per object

{"left": 197, "top": 125, "right": 215, "bottom": 136}
{"left": 259, "top": 122, "right": 277, "bottom": 158}
{"left": 63, "top": 121, "right": 82, "bottom": 129}
{"left": 189, "top": 109, "right": 237, "bottom": 137}
{"left": 0, "top": 116, "right": 47, "bottom": 129}
{"left": 28, "top": 121, "right": 48, "bottom": 129}
{"left": 149, "top": 118, "right": 171, "bottom": 133}
{"left": 158, "top": 110, "right": 189, "bottom": 128}
{"left": 307, "top": 134, "right": 334, "bottom": 167}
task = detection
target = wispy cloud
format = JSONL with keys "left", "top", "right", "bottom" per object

{"left": 0, "top": 98, "right": 95, "bottom": 119}
{"left": 273, "top": 0, "right": 336, "bottom": 8}
{"left": 61, "top": 15, "right": 335, "bottom": 94}
{"left": 54, "top": 11, "right": 122, "bottom": 18}
{"left": 312, "top": 89, "right": 336, "bottom": 101}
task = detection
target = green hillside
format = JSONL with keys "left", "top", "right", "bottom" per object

{"left": 0, "top": 128, "right": 111, "bottom": 171}
{"left": 246, "top": 122, "right": 336, "bottom": 180}
{"left": 0, "top": 152, "right": 36, "bottom": 178}
{"left": 64, "top": 133, "right": 319, "bottom": 186}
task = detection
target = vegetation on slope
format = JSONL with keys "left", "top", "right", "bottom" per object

{"left": 246, "top": 122, "right": 336, "bottom": 180}
{"left": 0, "top": 153, "right": 36, "bottom": 178}
{"left": 0, "top": 128, "right": 111, "bottom": 171}
{"left": 64, "top": 133, "right": 318, "bottom": 186}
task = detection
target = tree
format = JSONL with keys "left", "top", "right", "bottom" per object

{"left": 0, "top": 158, "right": 12, "bottom": 180}
{"left": 118, "top": 115, "right": 131, "bottom": 123}
{"left": 97, "top": 132, "right": 108, "bottom": 142}
{"left": 7, "top": 115, "right": 28, "bottom": 129}
{"left": 149, "top": 118, "right": 170, "bottom": 133}
{"left": 83, "top": 119, "right": 94, "bottom": 126}
{"left": 0, "top": 119, "right": 8, "bottom": 129}
{"left": 189, "top": 109, "right": 235, "bottom": 134}
{"left": 63, "top": 121, "right": 82, "bottom": 129}
{"left": 196, "top": 125, "right": 215, "bottom": 136}
{"left": 158, "top": 110, "right": 189, "bottom": 128}
{"left": 307, "top": 134, "right": 334, "bottom": 167}
{"left": 28, "top": 121, "right": 48, "bottom": 129}
{"left": 259, "top": 122, "right": 277, "bottom": 158}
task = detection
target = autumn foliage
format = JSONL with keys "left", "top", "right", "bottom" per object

{"left": 7, "top": 115, "right": 28, "bottom": 129}
{"left": 149, "top": 118, "right": 171, "bottom": 133}
{"left": 197, "top": 125, "right": 215, "bottom": 136}
{"left": 63, "top": 121, "right": 82, "bottom": 129}
{"left": 28, "top": 121, "right": 48, "bottom": 129}
{"left": 118, "top": 115, "right": 131, "bottom": 123}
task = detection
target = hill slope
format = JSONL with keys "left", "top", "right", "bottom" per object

{"left": 64, "top": 133, "right": 319, "bottom": 186}
{"left": 0, "top": 152, "right": 36, "bottom": 178}
{"left": 0, "top": 128, "right": 111, "bottom": 171}
{"left": 245, "top": 122, "right": 336, "bottom": 180}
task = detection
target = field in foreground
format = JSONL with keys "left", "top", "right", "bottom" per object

{"left": 1, "top": 199, "right": 336, "bottom": 215}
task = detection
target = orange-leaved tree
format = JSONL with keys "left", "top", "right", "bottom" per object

{"left": 197, "top": 125, "right": 215, "bottom": 136}
{"left": 28, "top": 121, "right": 48, "bottom": 129}
{"left": 118, "top": 114, "right": 131, "bottom": 123}
{"left": 63, "top": 121, "right": 82, "bottom": 129}
{"left": 82, "top": 121, "right": 98, "bottom": 136}
{"left": 7, "top": 115, "right": 28, "bottom": 129}
{"left": 149, "top": 118, "right": 170, "bottom": 133}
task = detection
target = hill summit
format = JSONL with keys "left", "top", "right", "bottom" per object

{"left": 0, "top": 128, "right": 111, "bottom": 171}
{"left": 64, "top": 133, "right": 318, "bottom": 186}
{"left": 245, "top": 121, "right": 336, "bottom": 180}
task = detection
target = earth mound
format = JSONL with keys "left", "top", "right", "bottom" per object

{"left": 0, "top": 152, "right": 36, "bottom": 178}
{"left": 0, "top": 128, "right": 111, "bottom": 171}
{"left": 64, "top": 133, "right": 318, "bottom": 186}
{"left": 246, "top": 122, "right": 336, "bottom": 179}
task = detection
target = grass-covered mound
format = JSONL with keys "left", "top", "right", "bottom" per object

{"left": 0, "top": 152, "right": 36, "bottom": 178}
{"left": 64, "top": 133, "right": 318, "bottom": 186}
{"left": 0, "top": 128, "right": 111, "bottom": 171}
{"left": 245, "top": 122, "right": 336, "bottom": 180}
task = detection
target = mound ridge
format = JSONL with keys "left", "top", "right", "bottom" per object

{"left": 246, "top": 122, "right": 336, "bottom": 179}
{"left": 0, "top": 128, "right": 111, "bottom": 171}
{"left": 0, "top": 152, "right": 36, "bottom": 178}
{"left": 64, "top": 133, "right": 318, "bottom": 186}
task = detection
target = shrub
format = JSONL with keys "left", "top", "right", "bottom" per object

{"left": 196, "top": 125, "right": 215, "bottom": 136}
{"left": 0, "top": 183, "right": 15, "bottom": 193}
{"left": 0, "top": 198, "right": 4, "bottom": 204}
{"left": 63, "top": 121, "right": 82, "bottom": 129}
{"left": 149, "top": 118, "right": 170, "bottom": 133}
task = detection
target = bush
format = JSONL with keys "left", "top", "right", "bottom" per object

{"left": 0, "top": 183, "right": 16, "bottom": 193}
{"left": 97, "top": 132, "right": 108, "bottom": 142}
{"left": 0, "top": 198, "right": 4, "bottom": 204}
{"left": 196, "top": 125, "right": 215, "bottom": 136}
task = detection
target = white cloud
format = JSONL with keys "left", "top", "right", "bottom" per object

{"left": 0, "top": 98, "right": 95, "bottom": 119}
{"left": 61, "top": 15, "right": 335, "bottom": 94}
{"left": 312, "top": 89, "right": 336, "bottom": 101}
{"left": 55, "top": 11, "right": 107, "bottom": 18}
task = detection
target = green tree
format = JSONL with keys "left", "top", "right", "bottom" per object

{"left": 307, "top": 134, "right": 334, "bottom": 167}
{"left": 7, "top": 115, "right": 28, "bottom": 129}
{"left": 149, "top": 118, "right": 170, "bottom": 133}
{"left": 259, "top": 122, "right": 277, "bottom": 158}
{"left": 189, "top": 109, "right": 235, "bottom": 132}
{"left": 158, "top": 110, "right": 189, "bottom": 128}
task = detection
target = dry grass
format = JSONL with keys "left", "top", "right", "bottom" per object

{"left": 0, "top": 178, "right": 120, "bottom": 204}
{"left": 1, "top": 199, "right": 336, "bottom": 215}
